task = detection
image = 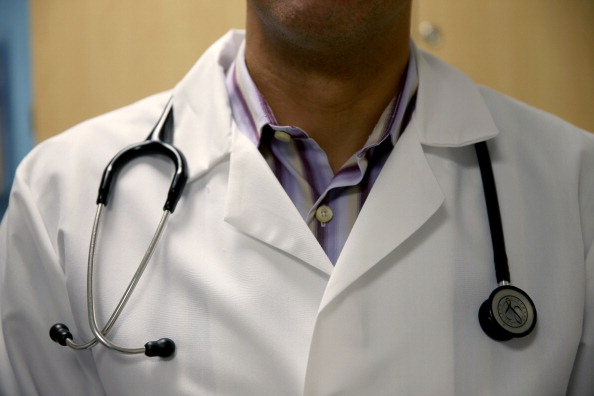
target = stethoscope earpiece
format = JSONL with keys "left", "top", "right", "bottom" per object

{"left": 145, "top": 338, "right": 176, "bottom": 358}
{"left": 49, "top": 323, "right": 73, "bottom": 346}
{"left": 478, "top": 285, "right": 537, "bottom": 341}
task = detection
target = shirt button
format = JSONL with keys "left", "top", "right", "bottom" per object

{"left": 273, "top": 131, "right": 292, "bottom": 142}
{"left": 315, "top": 205, "right": 333, "bottom": 223}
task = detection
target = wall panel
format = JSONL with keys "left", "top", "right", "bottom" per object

{"left": 411, "top": 0, "right": 594, "bottom": 132}
{"left": 32, "top": 0, "right": 245, "bottom": 141}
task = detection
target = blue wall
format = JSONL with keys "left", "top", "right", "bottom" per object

{"left": 0, "top": 0, "right": 33, "bottom": 218}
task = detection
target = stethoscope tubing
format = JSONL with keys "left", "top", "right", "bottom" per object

{"left": 63, "top": 206, "right": 172, "bottom": 353}
{"left": 87, "top": 206, "right": 171, "bottom": 354}
{"left": 474, "top": 141, "right": 511, "bottom": 284}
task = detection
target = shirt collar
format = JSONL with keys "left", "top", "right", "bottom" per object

{"left": 226, "top": 40, "right": 419, "bottom": 148}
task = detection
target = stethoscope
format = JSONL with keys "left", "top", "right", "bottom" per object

{"left": 49, "top": 98, "right": 536, "bottom": 359}
{"left": 50, "top": 98, "right": 187, "bottom": 358}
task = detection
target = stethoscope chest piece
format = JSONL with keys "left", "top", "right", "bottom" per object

{"left": 479, "top": 285, "right": 537, "bottom": 341}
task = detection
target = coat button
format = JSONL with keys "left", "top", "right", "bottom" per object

{"left": 315, "top": 205, "right": 333, "bottom": 223}
{"left": 273, "top": 131, "right": 292, "bottom": 142}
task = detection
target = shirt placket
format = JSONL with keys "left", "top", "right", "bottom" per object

{"left": 266, "top": 123, "right": 393, "bottom": 263}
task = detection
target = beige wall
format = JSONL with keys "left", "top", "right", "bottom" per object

{"left": 411, "top": 0, "right": 594, "bottom": 133}
{"left": 32, "top": 0, "right": 594, "bottom": 142}
{"left": 32, "top": 0, "right": 246, "bottom": 141}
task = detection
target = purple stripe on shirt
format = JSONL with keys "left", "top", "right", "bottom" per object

{"left": 229, "top": 63, "right": 259, "bottom": 144}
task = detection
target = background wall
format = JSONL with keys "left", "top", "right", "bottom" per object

{"left": 32, "top": 0, "right": 246, "bottom": 141}
{"left": 32, "top": 0, "right": 594, "bottom": 142}
{"left": 411, "top": 0, "right": 594, "bottom": 133}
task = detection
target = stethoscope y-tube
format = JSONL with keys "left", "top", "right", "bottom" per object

{"left": 49, "top": 100, "right": 536, "bottom": 360}
{"left": 50, "top": 98, "right": 187, "bottom": 358}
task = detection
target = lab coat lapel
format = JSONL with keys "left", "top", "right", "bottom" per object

{"left": 319, "top": 126, "right": 444, "bottom": 310}
{"left": 224, "top": 126, "right": 334, "bottom": 275}
{"left": 171, "top": 30, "right": 333, "bottom": 275}
{"left": 171, "top": 31, "right": 243, "bottom": 182}
{"left": 318, "top": 46, "right": 501, "bottom": 311}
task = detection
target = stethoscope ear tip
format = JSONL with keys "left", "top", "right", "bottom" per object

{"left": 144, "top": 338, "right": 176, "bottom": 358}
{"left": 49, "top": 323, "right": 73, "bottom": 346}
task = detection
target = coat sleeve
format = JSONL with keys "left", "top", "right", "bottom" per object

{"left": 0, "top": 163, "right": 106, "bottom": 396}
{"left": 567, "top": 130, "right": 594, "bottom": 395}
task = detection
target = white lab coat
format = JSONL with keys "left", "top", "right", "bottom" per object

{"left": 1, "top": 30, "right": 593, "bottom": 396}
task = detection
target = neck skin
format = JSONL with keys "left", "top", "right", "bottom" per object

{"left": 245, "top": 2, "right": 412, "bottom": 173}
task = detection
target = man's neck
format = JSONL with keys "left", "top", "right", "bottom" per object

{"left": 244, "top": 3, "right": 411, "bottom": 172}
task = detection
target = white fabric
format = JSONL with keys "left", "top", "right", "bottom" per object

{"left": 1, "top": 30, "right": 593, "bottom": 395}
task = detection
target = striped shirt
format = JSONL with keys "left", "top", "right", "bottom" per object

{"left": 226, "top": 43, "right": 419, "bottom": 264}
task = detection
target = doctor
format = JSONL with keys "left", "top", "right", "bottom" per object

{"left": 1, "top": 0, "right": 593, "bottom": 394}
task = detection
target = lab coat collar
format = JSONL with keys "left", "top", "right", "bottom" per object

{"left": 169, "top": 33, "right": 500, "bottom": 183}
{"left": 412, "top": 45, "right": 500, "bottom": 146}
{"left": 170, "top": 30, "right": 246, "bottom": 182}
